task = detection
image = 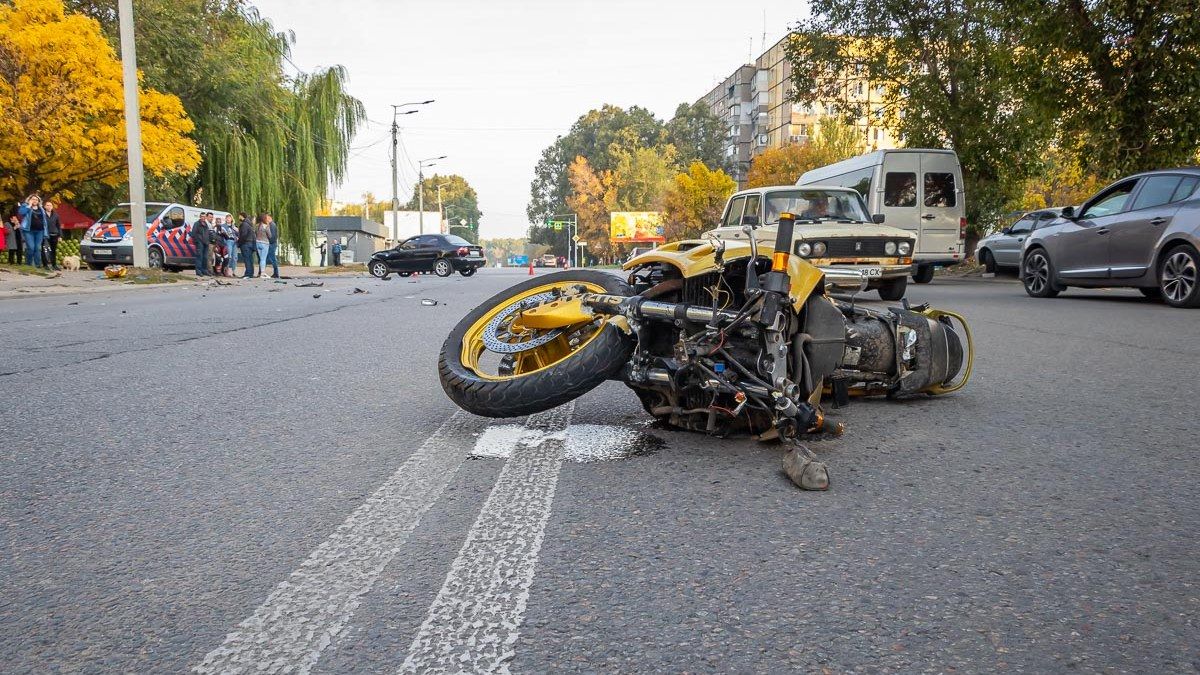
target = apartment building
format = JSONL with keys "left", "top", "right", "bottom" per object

{"left": 698, "top": 34, "right": 899, "bottom": 187}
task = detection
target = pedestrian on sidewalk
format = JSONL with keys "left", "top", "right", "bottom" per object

{"left": 220, "top": 214, "right": 238, "bottom": 277}
{"left": 318, "top": 239, "right": 327, "bottom": 267}
{"left": 17, "top": 195, "right": 48, "bottom": 268}
{"left": 265, "top": 213, "right": 280, "bottom": 278}
{"left": 190, "top": 212, "right": 210, "bottom": 276}
{"left": 254, "top": 214, "right": 270, "bottom": 278}
{"left": 205, "top": 212, "right": 221, "bottom": 273}
{"left": 42, "top": 201, "right": 61, "bottom": 270}
{"left": 4, "top": 214, "right": 23, "bottom": 265}
{"left": 237, "top": 212, "right": 255, "bottom": 279}
{"left": 332, "top": 239, "right": 342, "bottom": 266}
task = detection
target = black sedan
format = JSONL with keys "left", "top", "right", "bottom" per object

{"left": 368, "top": 234, "right": 485, "bottom": 279}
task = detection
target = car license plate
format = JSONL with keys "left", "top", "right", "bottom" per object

{"left": 93, "top": 249, "right": 112, "bottom": 256}
{"left": 860, "top": 266, "right": 883, "bottom": 279}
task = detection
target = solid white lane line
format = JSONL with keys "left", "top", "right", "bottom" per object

{"left": 399, "top": 403, "right": 574, "bottom": 674}
{"left": 194, "top": 411, "right": 487, "bottom": 675}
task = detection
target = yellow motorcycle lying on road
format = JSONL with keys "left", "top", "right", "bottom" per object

{"left": 438, "top": 213, "right": 973, "bottom": 489}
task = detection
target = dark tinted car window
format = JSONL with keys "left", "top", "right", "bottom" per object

{"left": 1130, "top": 175, "right": 1183, "bottom": 211}
{"left": 884, "top": 172, "right": 917, "bottom": 207}
{"left": 924, "top": 172, "right": 956, "bottom": 207}
{"left": 444, "top": 234, "right": 473, "bottom": 246}
{"left": 1171, "top": 176, "right": 1199, "bottom": 202}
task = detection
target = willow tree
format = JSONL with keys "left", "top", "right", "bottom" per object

{"left": 68, "top": 0, "right": 364, "bottom": 263}
{"left": 204, "top": 66, "right": 363, "bottom": 262}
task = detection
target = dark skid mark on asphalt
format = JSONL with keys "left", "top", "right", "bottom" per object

{"left": 617, "top": 430, "right": 664, "bottom": 459}
{"left": 0, "top": 288, "right": 417, "bottom": 379}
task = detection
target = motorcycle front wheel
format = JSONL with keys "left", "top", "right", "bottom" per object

{"left": 438, "top": 270, "right": 634, "bottom": 418}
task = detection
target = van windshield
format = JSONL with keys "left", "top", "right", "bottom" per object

{"left": 97, "top": 205, "right": 158, "bottom": 224}
{"left": 764, "top": 190, "right": 869, "bottom": 224}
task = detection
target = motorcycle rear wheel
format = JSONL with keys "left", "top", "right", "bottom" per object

{"left": 438, "top": 270, "right": 634, "bottom": 418}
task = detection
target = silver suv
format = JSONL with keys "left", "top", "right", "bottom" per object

{"left": 1022, "top": 169, "right": 1200, "bottom": 307}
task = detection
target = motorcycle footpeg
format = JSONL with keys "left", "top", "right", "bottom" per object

{"left": 783, "top": 444, "right": 830, "bottom": 491}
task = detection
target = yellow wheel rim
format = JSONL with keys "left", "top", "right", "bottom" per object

{"left": 460, "top": 281, "right": 608, "bottom": 381}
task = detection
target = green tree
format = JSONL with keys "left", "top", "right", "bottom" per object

{"left": 663, "top": 161, "right": 738, "bottom": 240}
{"left": 527, "top": 105, "right": 665, "bottom": 224}
{"left": 612, "top": 144, "right": 677, "bottom": 211}
{"left": 1020, "top": 0, "right": 1200, "bottom": 177}
{"left": 811, "top": 116, "right": 865, "bottom": 161}
{"left": 404, "top": 174, "right": 483, "bottom": 238}
{"left": 787, "top": 6, "right": 1055, "bottom": 228}
{"left": 68, "top": 0, "right": 364, "bottom": 262}
{"left": 665, "top": 102, "right": 726, "bottom": 172}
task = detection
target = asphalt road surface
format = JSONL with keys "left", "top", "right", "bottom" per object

{"left": 2, "top": 268, "right": 1197, "bottom": 673}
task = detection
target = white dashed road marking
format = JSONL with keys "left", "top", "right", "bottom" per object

{"left": 194, "top": 411, "right": 487, "bottom": 675}
{"left": 400, "top": 403, "right": 574, "bottom": 674}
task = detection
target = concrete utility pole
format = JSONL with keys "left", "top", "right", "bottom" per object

{"left": 417, "top": 156, "right": 446, "bottom": 234}
{"left": 389, "top": 101, "right": 432, "bottom": 242}
{"left": 117, "top": 0, "right": 148, "bottom": 268}
{"left": 436, "top": 182, "right": 452, "bottom": 234}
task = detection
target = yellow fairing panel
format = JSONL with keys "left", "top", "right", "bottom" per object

{"left": 623, "top": 240, "right": 824, "bottom": 308}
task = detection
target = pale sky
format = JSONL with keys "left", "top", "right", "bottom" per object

{"left": 252, "top": 0, "right": 808, "bottom": 238}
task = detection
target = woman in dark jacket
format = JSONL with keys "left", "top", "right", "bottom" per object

{"left": 43, "top": 201, "right": 62, "bottom": 270}
{"left": 17, "top": 195, "right": 48, "bottom": 268}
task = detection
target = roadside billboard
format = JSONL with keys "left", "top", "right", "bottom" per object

{"left": 609, "top": 212, "right": 665, "bottom": 243}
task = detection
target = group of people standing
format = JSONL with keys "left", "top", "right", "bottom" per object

{"left": 4, "top": 195, "right": 63, "bottom": 269}
{"left": 190, "top": 211, "right": 280, "bottom": 278}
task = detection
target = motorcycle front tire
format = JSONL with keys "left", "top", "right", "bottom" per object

{"left": 438, "top": 270, "right": 634, "bottom": 418}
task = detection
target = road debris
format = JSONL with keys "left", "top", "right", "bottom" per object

{"left": 295, "top": 281, "right": 324, "bottom": 288}
{"left": 421, "top": 298, "right": 438, "bottom": 306}
{"left": 312, "top": 293, "right": 322, "bottom": 299}
{"left": 783, "top": 445, "right": 829, "bottom": 491}
{"left": 351, "top": 287, "right": 368, "bottom": 294}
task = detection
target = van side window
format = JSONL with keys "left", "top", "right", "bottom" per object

{"left": 166, "top": 207, "right": 185, "bottom": 228}
{"left": 883, "top": 173, "right": 917, "bottom": 207}
{"left": 847, "top": 168, "right": 872, "bottom": 199}
{"left": 924, "top": 173, "right": 957, "bottom": 207}
{"left": 723, "top": 196, "right": 746, "bottom": 227}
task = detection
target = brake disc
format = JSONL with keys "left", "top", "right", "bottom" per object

{"left": 481, "top": 291, "right": 567, "bottom": 354}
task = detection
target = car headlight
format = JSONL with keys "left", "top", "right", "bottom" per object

{"left": 812, "top": 241, "right": 827, "bottom": 257}
{"left": 885, "top": 241, "right": 897, "bottom": 255}
{"left": 796, "top": 242, "right": 812, "bottom": 257}
{"left": 898, "top": 241, "right": 912, "bottom": 256}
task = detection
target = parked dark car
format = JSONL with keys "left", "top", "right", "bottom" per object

{"left": 368, "top": 234, "right": 485, "bottom": 279}
{"left": 976, "top": 208, "right": 1061, "bottom": 272}
{"left": 1022, "top": 168, "right": 1200, "bottom": 307}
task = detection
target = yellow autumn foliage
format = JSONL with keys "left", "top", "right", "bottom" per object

{"left": 0, "top": 0, "right": 200, "bottom": 202}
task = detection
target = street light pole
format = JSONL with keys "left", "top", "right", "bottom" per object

{"left": 436, "top": 183, "right": 448, "bottom": 234}
{"left": 389, "top": 100, "right": 433, "bottom": 242}
{"left": 416, "top": 155, "right": 446, "bottom": 234}
{"left": 117, "top": 0, "right": 148, "bottom": 268}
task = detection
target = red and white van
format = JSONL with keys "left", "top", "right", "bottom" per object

{"left": 79, "top": 202, "right": 232, "bottom": 270}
